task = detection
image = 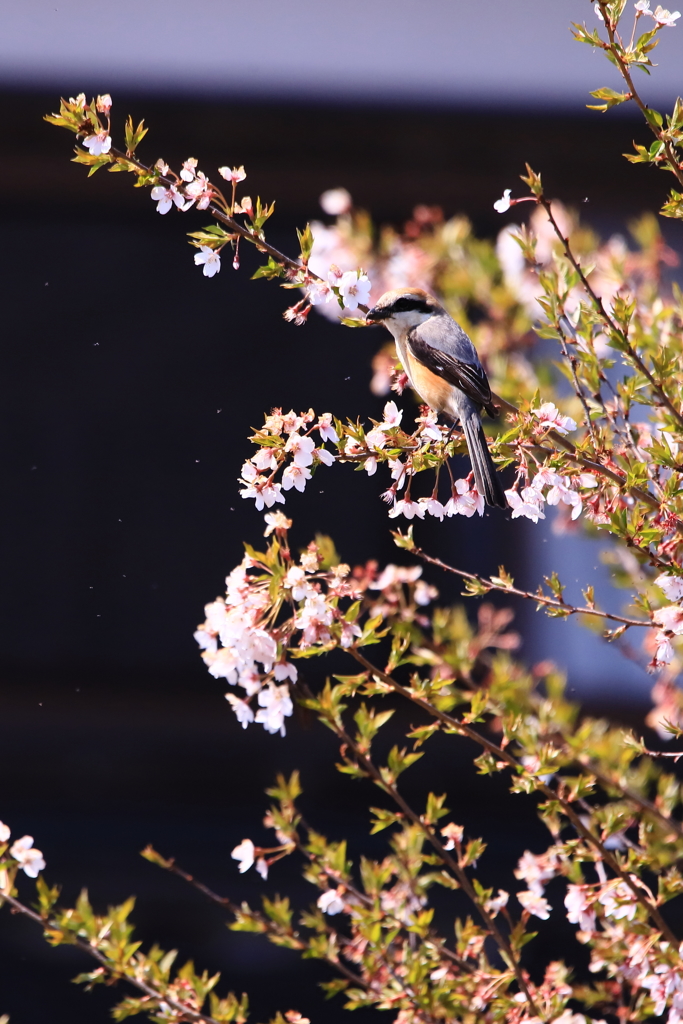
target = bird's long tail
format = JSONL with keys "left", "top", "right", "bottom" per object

{"left": 462, "top": 411, "right": 507, "bottom": 508}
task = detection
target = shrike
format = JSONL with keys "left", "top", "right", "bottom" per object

{"left": 365, "top": 288, "right": 507, "bottom": 508}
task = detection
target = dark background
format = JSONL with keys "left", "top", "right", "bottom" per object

{"left": 0, "top": 90, "right": 676, "bottom": 1021}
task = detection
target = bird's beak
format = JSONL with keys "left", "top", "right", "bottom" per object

{"left": 365, "top": 306, "right": 388, "bottom": 324}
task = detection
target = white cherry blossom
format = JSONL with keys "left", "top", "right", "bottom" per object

{"left": 231, "top": 838, "right": 255, "bottom": 873}
{"left": 151, "top": 184, "right": 186, "bottom": 215}
{"left": 9, "top": 836, "right": 46, "bottom": 878}
{"left": 319, "top": 188, "right": 352, "bottom": 215}
{"left": 194, "top": 245, "right": 221, "bottom": 277}
{"left": 218, "top": 165, "right": 246, "bottom": 182}
{"left": 252, "top": 447, "right": 278, "bottom": 472}
{"left": 484, "top": 889, "right": 510, "bottom": 917}
{"left": 388, "top": 498, "right": 426, "bottom": 520}
{"left": 517, "top": 889, "right": 551, "bottom": 919}
{"left": 318, "top": 888, "right": 345, "bottom": 915}
{"left": 180, "top": 157, "right": 198, "bottom": 181}
{"left": 225, "top": 693, "right": 255, "bottom": 729}
{"left": 273, "top": 661, "right": 298, "bottom": 683}
{"left": 653, "top": 604, "right": 683, "bottom": 633}
{"left": 317, "top": 414, "right": 339, "bottom": 444}
{"left": 380, "top": 401, "right": 403, "bottom": 429}
{"left": 652, "top": 4, "right": 680, "bottom": 23}
{"left": 0, "top": 822, "right": 10, "bottom": 843}
{"left": 283, "top": 464, "right": 312, "bottom": 492}
{"left": 493, "top": 189, "right": 512, "bottom": 213}
{"left": 338, "top": 271, "right": 372, "bottom": 309}
{"left": 365, "top": 456, "right": 378, "bottom": 476}
{"left": 255, "top": 682, "right": 293, "bottom": 735}
{"left": 82, "top": 131, "right": 112, "bottom": 156}
{"left": 284, "top": 433, "right": 315, "bottom": 467}
{"left": 505, "top": 487, "right": 546, "bottom": 523}
{"left": 564, "top": 884, "right": 596, "bottom": 932}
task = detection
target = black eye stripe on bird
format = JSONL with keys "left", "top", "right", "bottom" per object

{"left": 365, "top": 288, "right": 507, "bottom": 509}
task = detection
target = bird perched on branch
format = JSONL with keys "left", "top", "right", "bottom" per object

{"left": 365, "top": 288, "right": 507, "bottom": 508}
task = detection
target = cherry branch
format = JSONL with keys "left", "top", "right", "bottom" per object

{"left": 409, "top": 543, "right": 649, "bottom": 628}
{"left": 596, "top": 0, "right": 683, "bottom": 190}
{"left": 348, "top": 647, "right": 683, "bottom": 942}
{"left": 1, "top": 893, "right": 226, "bottom": 1024}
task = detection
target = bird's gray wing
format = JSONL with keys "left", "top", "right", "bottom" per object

{"left": 407, "top": 318, "right": 497, "bottom": 415}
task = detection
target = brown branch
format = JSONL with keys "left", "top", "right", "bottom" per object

{"left": 1, "top": 893, "right": 226, "bottom": 1024}
{"left": 346, "top": 648, "right": 682, "bottom": 944}
{"left": 596, "top": 1, "right": 683, "bottom": 190}
{"left": 327, "top": 726, "right": 539, "bottom": 1014}
{"left": 539, "top": 196, "right": 683, "bottom": 431}
{"left": 410, "top": 544, "right": 648, "bottom": 628}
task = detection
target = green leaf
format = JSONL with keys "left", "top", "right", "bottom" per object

{"left": 587, "top": 86, "right": 631, "bottom": 112}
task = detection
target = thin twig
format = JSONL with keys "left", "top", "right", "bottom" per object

{"left": 411, "top": 544, "right": 648, "bottom": 627}
{"left": 1, "top": 893, "right": 226, "bottom": 1024}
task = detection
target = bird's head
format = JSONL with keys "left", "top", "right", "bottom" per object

{"left": 365, "top": 288, "right": 443, "bottom": 334}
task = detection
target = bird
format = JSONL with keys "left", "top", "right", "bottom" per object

{"left": 365, "top": 288, "right": 507, "bottom": 508}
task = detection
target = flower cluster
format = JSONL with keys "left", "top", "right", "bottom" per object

{"left": 0, "top": 820, "right": 46, "bottom": 891}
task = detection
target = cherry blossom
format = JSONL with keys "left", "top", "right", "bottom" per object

{"left": 225, "top": 693, "right": 255, "bottom": 729}
{"left": 388, "top": 498, "right": 426, "bottom": 520}
{"left": 180, "top": 157, "right": 198, "bottom": 181}
{"left": 635, "top": 0, "right": 651, "bottom": 11}
{"left": 273, "top": 661, "right": 298, "bottom": 683}
{"left": 9, "top": 836, "right": 46, "bottom": 878}
{"left": 231, "top": 838, "right": 255, "bottom": 873}
{"left": 296, "top": 593, "right": 334, "bottom": 646}
{"left": 420, "top": 496, "right": 445, "bottom": 521}
{"left": 318, "top": 888, "right": 345, "bottom": 915}
{"left": 284, "top": 566, "right": 314, "bottom": 601}
{"left": 493, "top": 189, "right": 512, "bottom": 213}
{"left": 255, "top": 682, "right": 293, "bottom": 736}
{"left": 417, "top": 411, "right": 442, "bottom": 440}
{"left": 314, "top": 447, "right": 335, "bottom": 467}
{"left": 505, "top": 487, "right": 546, "bottom": 523}
{"left": 284, "top": 433, "right": 315, "bottom": 467}
{"left": 193, "top": 245, "right": 221, "bottom": 277}
{"left": 252, "top": 447, "right": 278, "bottom": 473}
{"left": 82, "top": 132, "right": 112, "bottom": 156}
{"left": 564, "top": 884, "right": 596, "bottom": 932}
{"left": 440, "top": 823, "right": 464, "bottom": 849}
{"left": 263, "top": 511, "right": 292, "bottom": 536}
{"left": 307, "top": 280, "right": 335, "bottom": 306}
{"left": 0, "top": 822, "right": 9, "bottom": 843}
{"left": 652, "top": 4, "right": 680, "bottom": 24}
{"left": 380, "top": 401, "right": 403, "bottom": 429}
{"left": 517, "top": 889, "right": 551, "bottom": 919}
{"left": 96, "top": 94, "right": 112, "bottom": 115}
{"left": 597, "top": 880, "right": 637, "bottom": 920}
{"left": 283, "top": 464, "right": 312, "bottom": 492}
{"left": 183, "top": 172, "right": 213, "bottom": 210}
{"left": 317, "top": 413, "right": 339, "bottom": 444}
{"left": 256, "top": 857, "right": 268, "bottom": 880}
{"left": 218, "top": 165, "right": 246, "bottom": 183}
{"left": 484, "top": 889, "right": 510, "bottom": 917}
{"left": 445, "top": 479, "right": 485, "bottom": 518}
{"left": 338, "top": 271, "right": 372, "bottom": 309}
{"left": 655, "top": 573, "right": 683, "bottom": 601}
{"left": 653, "top": 604, "right": 683, "bottom": 633}
{"left": 533, "top": 402, "right": 577, "bottom": 435}
{"left": 514, "top": 850, "right": 558, "bottom": 895}
{"left": 150, "top": 185, "right": 186, "bottom": 215}
{"left": 319, "top": 188, "right": 352, "bottom": 215}
{"left": 414, "top": 580, "right": 438, "bottom": 605}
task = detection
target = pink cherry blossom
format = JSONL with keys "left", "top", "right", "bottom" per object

{"left": 96, "top": 94, "right": 112, "bottom": 115}
{"left": 533, "top": 402, "right": 577, "bottom": 435}
{"left": 653, "top": 604, "right": 683, "bottom": 634}
{"left": 564, "top": 884, "right": 596, "bottom": 932}
{"left": 655, "top": 573, "right": 683, "bottom": 601}
{"left": 180, "top": 157, "right": 198, "bottom": 181}
{"left": 505, "top": 487, "right": 546, "bottom": 523}
{"left": 365, "top": 456, "right": 378, "bottom": 476}
{"left": 517, "top": 889, "right": 551, "bottom": 920}
{"left": 0, "top": 822, "right": 10, "bottom": 843}
{"left": 652, "top": 4, "right": 680, "bottom": 24}
{"left": 314, "top": 447, "right": 335, "bottom": 466}
{"left": 420, "top": 496, "right": 445, "bottom": 520}
{"left": 307, "top": 280, "right": 335, "bottom": 306}
{"left": 340, "top": 621, "right": 363, "bottom": 647}
{"left": 252, "top": 447, "right": 278, "bottom": 472}
{"left": 484, "top": 889, "right": 510, "bottom": 916}
{"left": 285, "top": 433, "right": 316, "bottom": 467}
{"left": 380, "top": 401, "right": 403, "bottom": 429}
{"left": 273, "top": 661, "right": 298, "bottom": 683}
